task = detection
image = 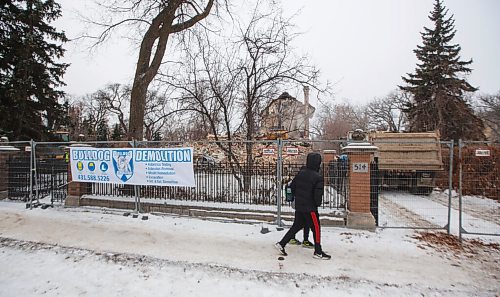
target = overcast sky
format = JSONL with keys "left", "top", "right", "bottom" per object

{"left": 56, "top": 0, "right": 500, "bottom": 106}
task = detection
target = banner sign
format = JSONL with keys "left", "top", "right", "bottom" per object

{"left": 262, "top": 148, "right": 275, "bottom": 155}
{"left": 475, "top": 149, "right": 490, "bottom": 157}
{"left": 285, "top": 146, "right": 299, "bottom": 155}
{"left": 70, "top": 147, "right": 195, "bottom": 187}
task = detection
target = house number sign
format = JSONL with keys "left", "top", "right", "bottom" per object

{"left": 352, "top": 162, "right": 369, "bottom": 173}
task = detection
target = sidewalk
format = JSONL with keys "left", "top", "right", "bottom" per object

{"left": 0, "top": 201, "right": 499, "bottom": 296}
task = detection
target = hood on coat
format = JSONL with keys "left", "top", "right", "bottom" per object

{"left": 306, "top": 152, "right": 322, "bottom": 171}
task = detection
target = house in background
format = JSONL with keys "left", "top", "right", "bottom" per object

{"left": 260, "top": 86, "right": 315, "bottom": 140}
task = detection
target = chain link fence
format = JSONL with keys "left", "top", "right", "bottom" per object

{"left": 373, "top": 138, "right": 454, "bottom": 231}
{"left": 459, "top": 140, "right": 499, "bottom": 238}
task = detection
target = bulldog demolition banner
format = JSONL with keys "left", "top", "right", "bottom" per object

{"left": 70, "top": 147, "right": 195, "bottom": 187}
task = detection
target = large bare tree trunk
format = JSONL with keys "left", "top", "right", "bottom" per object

{"left": 127, "top": 0, "right": 215, "bottom": 140}
{"left": 128, "top": 4, "right": 174, "bottom": 140}
{"left": 129, "top": 83, "right": 148, "bottom": 140}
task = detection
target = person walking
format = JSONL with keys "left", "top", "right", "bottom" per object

{"left": 284, "top": 177, "right": 314, "bottom": 249}
{"left": 275, "top": 152, "right": 331, "bottom": 260}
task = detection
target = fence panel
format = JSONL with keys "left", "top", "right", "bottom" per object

{"left": 78, "top": 139, "right": 348, "bottom": 211}
{"left": 83, "top": 140, "right": 281, "bottom": 207}
{"left": 459, "top": 141, "right": 499, "bottom": 237}
{"left": 1, "top": 141, "right": 32, "bottom": 201}
{"left": 84, "top": 141, "right": 135, "bottom": 200}
{"left": 33, "top": 142, "right": 70, "bottom": 204}
{"left": 375, "top": 140, "right": 453, "bottom": 230}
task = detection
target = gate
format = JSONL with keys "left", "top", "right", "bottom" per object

{"left": 375, "top": 141, "right": 454, "bottom": 230}
{"left": 323, "top": 156, "right": 348, "bottom": 209}
{"left": 459, "top": 140, "right": 500, "bottom": 238}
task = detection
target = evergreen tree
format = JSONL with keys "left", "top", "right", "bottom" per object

{"left": 111, "top": 123, "right": 124, "bottom": 141}
{"left": 400, "top": 0, "right": 484, "bottom": 141}
{"left": 96, "top": 119, "right": 109, "bottom": 141}
{"left": 0, "top": 0, "right": 69, "bottom": 141}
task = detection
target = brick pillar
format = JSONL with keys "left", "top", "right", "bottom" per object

{"left": 65, "top": 146, "right": 88, "bottom": 207}
{"left": 323, "top": 149, "right": 337, "bottom": 164}
{"left": 342, "top": 142, "right": 378, "bottom": 230}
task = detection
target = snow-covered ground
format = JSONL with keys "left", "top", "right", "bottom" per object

{"left": 0, "top": 193, "right": 499, "bottom": 297}
{"left": 379, "top": 191, "right": 500, "bottom": 236}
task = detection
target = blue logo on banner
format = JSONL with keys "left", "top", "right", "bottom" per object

{"left": 100, "top": 162, "right": 108, "bottom": 172}
{"left": 112, "top": 150, "right": 134, "bottom": 182}
{"left": 88, "top": 162, "right": 96, "bottom": 171}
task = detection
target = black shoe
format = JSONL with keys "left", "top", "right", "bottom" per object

{"left": 313, "top": 251, "right": 331, "bottom": 260}
{"left": 274, "top": 242, "right": 287, "bottom": 256}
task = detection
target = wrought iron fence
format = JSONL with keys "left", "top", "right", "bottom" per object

{"left": 1, "top": 141, "right": 31, "bottom": 201}
{"left": 91, "top": 161, "right": 279, "bottom": 205}
{"left": 2, "top": 142, "right": 68, "bottom": 204}
{"left": 370, "top": 159, "right": 379, "bottom": 226}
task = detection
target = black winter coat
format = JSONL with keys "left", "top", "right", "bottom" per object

{"left": 290, "top": 152, "right": 324, "bottom": 212}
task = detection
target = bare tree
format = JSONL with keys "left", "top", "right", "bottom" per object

{"left": 158, "top": 2, "right": 325, "bottom": 190}
{"left": 88, "top": 83, "right": 181, "bottom": 141}
{"left": 157, "top": 28, "right": 253, "bottom": 189}
{"left": 162, "top": 26, "right": 243, "bottom": 161}
{"left": 365, "top": 90, "right": 410, "bottom": 132}
{"left": 69, "top": 84, "right": 129, "bottom": 140}
{"left": 143, "top": 88, "right": 180, "bottom": 141}
{"left": 313, "top": 101, "right": 368, "bottom": 140}
{"left": 236, "top": 2, "right": 322, "bottom": 141}
{"left": 85, "top": 0, "right": 225, "bottom": 140}
{"left": 67, "top": 99, "right": 86, "bottom": 140}
{"left": 162, "top": 113, "right": 205, "bottom": 141}
{"left": 99, "top": 83, "right": 131, "bottom": 136}
{"left": 476, "top": 92, "right": 500, "bottom": 141}
{"left": 233, "top": 1, "right": 326, "bottom": 190}
{"left": 81, "top": 91, "right": 110, "bottom": 137}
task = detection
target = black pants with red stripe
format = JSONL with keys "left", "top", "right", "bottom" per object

{"left": 279, "top": 210, "right": 322, "bottom": 254}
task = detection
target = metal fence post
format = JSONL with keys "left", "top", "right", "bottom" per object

{"left": 132, "top": 139, "right": 141, "bottom": 214}
{"left": 29, "top": 140, "right": 34, "bottom": 209}
{"left": 458, "top": 139, "right": 463, "bottom": 241}
{"left": 446, "top": 141, "right": 454, "bottom": 235}
{"left": 33, "top": 141, "right": 40, "bottom": 206}
{"left": 276, "top": 138, "right": 284, "bottom": 227}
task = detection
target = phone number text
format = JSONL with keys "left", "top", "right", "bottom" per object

{"left": 77, "top": 174, "right": 110, "bottom": 182}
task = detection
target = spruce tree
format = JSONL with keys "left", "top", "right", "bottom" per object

{"left": 0, "top": 0, "right": 68, "bottom": 141}
{"left": 111, "top": 123, "right": 124, "bottom": 141}
{"left": 400, "top": 0, "right": 484, "bottom": 141}
{"left": 96, "top": 119, "right": 109, "bottom": 141}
